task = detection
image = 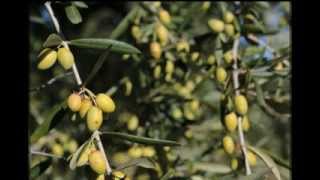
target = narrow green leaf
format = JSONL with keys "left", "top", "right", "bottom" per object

{"left": 254, "top": 2, "right": 270, "bottom": 9}
{"left": 248, "top": 146, "right": 282, "bottom": 180}
{"left": 30, "top": 16, "right": 45, "bottom": 25}
{"left": 243, "top": 24, "right": 265, "bottom": 34}
{"left": 253, "top": 79, "right": 266, "bottom": 106}
{"left": 116, "top": 158, "right": 156, "bottom": 170}
{"left": 43, "top": 33, "right": 63, "bottom": 48}
{"left": 101, "top": 131, "right": 180, "bottom": 146}
{"left": 83, "top": 46, "right": 112, "bottom": 86}
{"left": 262, "top": 150, "right": 291, "bottom": 170}
{"left": 72, "top": 1, "right": 88, "bottom": 8}
{"left": 193, "top": 162, "right": 232, "bottom": 174}
{"left": 251, "top": 70, "right": 273, "bottom": 77}
{"left": 109, "top": 6, "right": 140, "bottom": 39}
{"left": 65, "top": 5, "right": 82, "bottom": 24}
{"left": 70, "top": 38, "right": 141, "bottom": 54}
{"left": 160, "top": 169, "right": 175, "bottom": 180}
{"left": 69, "top": 140, "right": 90, "bottom": 170}
{"left": 30, "top": 101, "right": 67, "bottom": 144}
{"left": 30, "top": 159, "right": 52, "bottom": 179}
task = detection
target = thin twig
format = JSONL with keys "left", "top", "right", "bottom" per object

{"left": 231, "top": 37, "right": 252, "bottom": 175}
{"left": 29, "top": 71, "right": 73, "bottom": 92}
{"left": 247, "top": 90, "right": 290, "bottom": 102}
{"left": 93, "top": 131, "right": 112, "bottom": 175}
{"left": 30, "top": 103, "right": 44, "bottom": 124}
{"left": 30, "top": 150, "right": 66, "bottom": 160}
{"left": 246, "top": 34, "right": 277, "bottom": 56}
{"left": 44, "top": 1, "right": 82, "bottom": 86}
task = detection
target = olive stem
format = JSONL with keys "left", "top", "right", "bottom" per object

{"left": 44, "top": 1, "right": 83, "bottom": 86}
{"left": 83, "top": 88, "right": 97, "bottom": 106}
{"left": 30, "top": 150, "right": 66, "bottom": 160}
{"left": 231, "top": 37, "right": 252, "bottom": 175}
{"left": 29, "top": 71, "right": 73, "bottom": 92}
{"left": 93, "top": 131, "right": 112, "bottom": 175}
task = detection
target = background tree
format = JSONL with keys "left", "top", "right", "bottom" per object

{"left": 29, "top": 1, "right": 291, "bottom": 180}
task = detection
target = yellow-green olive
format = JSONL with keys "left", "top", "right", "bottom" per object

{"left": 234, "top": 95, "right": 248, "bottom": 115}
{"left": 208, "top": 19, "right": 224, "bottom": 33}
{"left": 67, "top": 93, "right": 82, "bottom": 112}
{"left": 128, "top": 146, "right": 142, "bottom": 158}
{"left": 216, "top": 67, "right": 227, "bottom": 83}
{"left": 79, "top": 99, "right": 93, "bottom": 118}
{"left": 176, "top": 40, "right": 190, "bottom": 52}
{"left": 51, "top": 143, "right": 64, "bottom": 156}
{"left": 230, "top": 158, "right": 238, "bottom": 170}
{"left": 155, "top": 23, "right": 168, "bottom": 46}
{"left": 222, "top": 136, "right": 235, "bottom": 154}
{"left": 57, "top": 47, "right": 75, "bottom": 70}
{"left": 191, "top": 52, "right": 200, "bottom": 62}
{"left": 142, "top": 146, "right": 156, "bottom": 157}
{"left": 96, "top": 174, "right": 105, "bottom": 180}
{"left": 224, "top": 112, "right": 238, "bottom": 132}
{"left": 37, "top": 49, "right": 57, "bottom": 70}
{"left": 165, "top": 60, "right": 174, "bottom": 74}
{"left": 86, "top": 106, "right": 103, "bottom": 131}
{"left": 89, "top": 150, "right": 106, "bottom": 174}
{"left": 150, "top": 42, "right": 162, "bottom": 60}
{"left": 223, "top": 11, "right": 234, "bottom": 23}
{"left": 223, "top": 50, "right": 233, "bottom": 64}
{"left": 153, "top": 65, "right": 162, "bottom": 79}
{"left": 131, "top": 25, "right": 142, "bottom": 40}
{"left": 247, "top": 151, "right": 257, "bottom": 166}
{"left": 224, "top": 24, "right": 235, "bottom": 37}
{"left": 159, "top": 9, "right": 171, "bottom": 25}
{"left": 96, "top": 93, "right": 116, "bottom": 113}
{"left": 127, "top": 115, "right": 139, "bottom": 131}
{"left": 242, "top": 115, "right": 250, "bottom": 132}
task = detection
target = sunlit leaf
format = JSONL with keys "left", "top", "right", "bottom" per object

{"left": 70, "top": 38, "right": 141, "bottom": 54}
{"left": 65, "top": 5, "right": 82, "bottom": 24}
{"left": 43, "top": 33, "right": 63, "bottom": 48}
{"left": 248, "top": 146, "right": 282, "bottom": 180}
{"left": 101, "top": 131, "right": 180, "bottom": 146}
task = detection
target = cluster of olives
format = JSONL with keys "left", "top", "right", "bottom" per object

{"left": 37, "top": 46, "right": 75, "bottom": 70}
{"left": 67, "top": 91, "right": 116, "bottom": 132}
{"left": 208, "top": 11, "right": 236, "bottom": 37}
{"left": 74, "top": 140, "right": 129, "bottom": 180}
{"left": 221, "top": 94, "right": 256, "bottom": 170}
{"left": 35, "top": 131, "right": 79, "bottom": 157}
{"left": 128, "top": 145, "right": 156, "bottom": 159}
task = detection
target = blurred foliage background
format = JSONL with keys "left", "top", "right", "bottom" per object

{"left": 29, "top": 1, "right": 291, "bottom": 180}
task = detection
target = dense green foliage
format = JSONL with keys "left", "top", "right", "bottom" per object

{"left": 30, "top": 2, "right": 291, "bottom": 180}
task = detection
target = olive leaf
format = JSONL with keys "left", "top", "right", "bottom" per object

{"left": 69, "top": 140, "right": 92, "bottom": 170}
{"left": 160, "top": 169, "right": 175, "bottom": 180}
{"left": 115, "top": 158, "right": 157, "bottom": 170}
{"left": 30, "top": 101, "right": 67, "bottom": 144}
{"left": 250, "top": 65, "right": 274, "bottom": 77}
{"left": 248, "top": 146, "right": 282, "bottom": 180}
{"left": 101, "top": 131, "right": 180, "bottom": 146}
{"left": 43, "top": 33, "right": 63, "bottom": 48}
{"left": 30, "top": 159, "right": 52, "bottom": 179}
{"left": 193, "top": 162, "right": 232, "bottom": 174}
{"left": 253, "top": 78, "right": 267, "bottom": 106}
{"left": 72, "top": 1, "right": 88, "bottom": 9}
{"left": 65, "top": 4, "right": 82, "bottom": 24}
{"left": 69, "top": 38, "right": 141, "bottom": 54}
{"left": 109, "top": 6, "right": 140, "bottom": 39}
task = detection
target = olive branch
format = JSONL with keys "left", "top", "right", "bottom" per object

{"left": 43, "top": 1, "right": 112, "bottom": 175}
